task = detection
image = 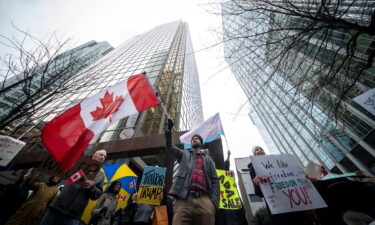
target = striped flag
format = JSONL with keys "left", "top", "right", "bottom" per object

{"left": 179, "top": 113, "right": 225, "bottom": 149}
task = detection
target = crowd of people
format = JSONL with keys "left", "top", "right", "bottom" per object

{"left": 0, "top": 119, "right": 220, "bottom": 225}
{"left": 0, "top": 119, "right": 374, "bottom": 225}
{"left": 249, "top": 145, "right": 375, "bottom": 225}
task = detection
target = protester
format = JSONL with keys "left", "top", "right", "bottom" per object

{"left": 89, "top": 181, "right": 121, "bottom": 225}
{"left": 39, "top": 149, "right": 107, "bottom": 225}
{"left": 5, "top": 173, "right": 61, "bottom": 225}
{"left": 158, "top": 190, "right": 174, "bottom": 225}
{"left": 165, "top": 119, "right": 219, "bottom": 225}
{"left": 311, "top": 170, "right": 375, "bottom": 225}
{"left": 119, "top": 191, "right": 154, "bottom": 225}
{"left": 324, "top": 172, "right": 375, "bottom": 225}
{"left": 215, "top": 150, "right": 248, "bottom": 225}
{"left": 248, "top": 145, "right": 314, "bottom": 225}
{"left": 0, "top": 169, "right": 33, "bottom": 225}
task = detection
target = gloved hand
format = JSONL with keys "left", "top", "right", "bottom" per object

{"left": 167, "top": 119, "right": 174, "bottom": 131}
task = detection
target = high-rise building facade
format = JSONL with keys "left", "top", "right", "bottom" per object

{"left": 222, "top": 1, "right": 375, "bottom": 174}
{"left": 0, "top": 40, "right": 113, "bottom": 136}
{"left": 3, "top": 21, "right": 204, "bottom": 173}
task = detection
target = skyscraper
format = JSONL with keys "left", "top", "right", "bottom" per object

{"left": 0, "top": 40, "right": 113, "bottom": 136}
{"left": 222, "top": 1, "right": 375, "bottom": 174}
{"left": 2, "top": 21, "right": 206, "bottom": 176}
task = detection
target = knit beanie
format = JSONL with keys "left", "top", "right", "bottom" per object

{"left": 191, "top": 134, "right": 204, "bottom": 145}
{"left": 251, "top": 145, "right": 263, "bottom": 155}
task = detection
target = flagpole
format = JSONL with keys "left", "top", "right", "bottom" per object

{"left": 157, "top": 96, "right": 178, "bottom": 132}
{"left": 222, "top": 134, "right": 230, "bottom": 152}
{"left": 158, "top": 98, "right": 172, "bottom": 120}
{"left": 142, "top": 71, "right": 175, "bottom": 132}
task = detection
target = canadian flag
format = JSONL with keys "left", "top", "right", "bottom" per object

{"left": 129, "top": 179, "right": 136, "bottom": 189}
{"left": 117, "top": 194, "right": 126, "bottom": 201}
{"left": 67, "top": 169, "right": 85, "bottom": 185}
{"left": 225, "top": 171, "right": 233, "bottom": 177}
{"left": 42, "top": 73, "right": 160, "bottom": 170}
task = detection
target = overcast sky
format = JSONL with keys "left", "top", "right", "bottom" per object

{"left": 0, "top": 0, "right": 269, "bottom": 169}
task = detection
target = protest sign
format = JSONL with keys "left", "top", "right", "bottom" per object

{"left": 137, "top": 166, "right": 166, "bottom": 205}
{"left": 353, "top": 88, "right": 375, "bottom": 116}
{"left": 217, "top": 169, "right": 242, "bottom": 210}
{"left": 0, "top": 135, "right": 25, "bottom": 167}
{"left": 39, "top": 154, "right": 102, "bottom": 180}
{"left": 250, "top": 154, "right": 327, "bottom": 214}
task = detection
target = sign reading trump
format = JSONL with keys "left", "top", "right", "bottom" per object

{"left": 250, "top": 154, "right": 327, "bottom": 214}
{"left": 137, "top": 166, "right": 166, "bottom": 205}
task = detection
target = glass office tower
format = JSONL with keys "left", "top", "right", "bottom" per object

{"left": 8, "top": 21, "right": 203, "bottom": 162}
{"left": 1, "top": 40, "right": 113, "bottom": 136}
{"left": 222, "top": 1, "right": 375, "bottom": 174}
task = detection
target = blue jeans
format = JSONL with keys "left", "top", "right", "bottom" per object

{"left": 39, "top": 208, "right": 82, "bottom": 225}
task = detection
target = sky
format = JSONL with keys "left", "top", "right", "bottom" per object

{"left": 0, "top": 0, "right": 269, "bottom": 169}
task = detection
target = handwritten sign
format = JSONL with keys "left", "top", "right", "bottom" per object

{"left": 217, "top": 169, "right": 242, "bottom": 210}
{"left": 0, "top": 135, "right": 26, "bottom": 167}
{"left": 137, "top": 166, "right": 166, "bottom": 205}
{"left": 353, "top": 88, "right": 375, "bottom": 116}
{"left": 39, "top": 155, "right": 102, "bottom": 180}
{"left": 250, "top": 154, "right": 327, "bottom": 214}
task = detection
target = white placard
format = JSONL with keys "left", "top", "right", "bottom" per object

{"left": 353, "top": 88, "right": 375, "bottom": 116}
{"left": 250, "top": 154, "right": 327, "bottom": 214}
{"left": 0, "top": 135, "right": 26, "bottom": 167}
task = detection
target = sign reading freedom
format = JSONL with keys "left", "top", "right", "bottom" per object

{"left": 250, "top": 154, "right": 327, "bottom": 214}
{"left": 137, "top": 166, "right": 166, "bottom": 205}
{"left": 217, "top": 169, "right": 242, "bottom": 210}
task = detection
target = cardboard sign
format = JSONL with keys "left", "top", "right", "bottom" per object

{"left": 0, "top": 135, "right": 26, "bottom": 167}
{"left": 217, "top": 169, "right": 243, "bottom": 210}
{"left": 137, "top": 166, "right": 166, "bottom": 205}
{"left": 250, "top": 154, "right": 327, "bottom": 214}
{"left": 39, "top": 155, "right": 102, "bottom": 180}
{"left": 353, "top": 88, "right": 375, "bottom": 116}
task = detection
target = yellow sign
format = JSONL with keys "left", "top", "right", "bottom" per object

{"left": 137, "top": 185, "right": 163, "bottom": 205}
{"left": 217, "top": 169, "right": 243, "bottom": 210}
{"left": 136, "top": 166, "right": 166, "bottom": 205}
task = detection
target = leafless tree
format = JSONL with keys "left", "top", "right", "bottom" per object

{"left": 0, "top": 25, "right": 100, "bottom": 138}
{"left": 213, "top": 0, "right": 374, "bottom": 126}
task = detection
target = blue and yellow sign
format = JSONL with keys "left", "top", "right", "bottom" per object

{"left": 137, "top": 166, "right": 166, "bottom": 205}
{"left": 82, "top": 163, "right": 138, "bottom": 223}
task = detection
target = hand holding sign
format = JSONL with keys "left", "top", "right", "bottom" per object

{"left": 253, "top": 175, "right": 270, "bottom": 186}
{"left": 250, "top": 154, "right": 327, "bottom": 214}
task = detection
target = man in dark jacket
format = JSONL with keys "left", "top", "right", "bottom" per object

{"left": 39, "top": 149, "right": 107, "bottom": 225}
{"left": 165, "top": 119, "right": 219, "bottom": 225}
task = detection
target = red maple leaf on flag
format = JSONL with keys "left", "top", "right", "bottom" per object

{"left": 129, "top": 180, "right": 136, "bottom": 189}
{"left": 90, "top": 91, "right": 125, "bottom": 122}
